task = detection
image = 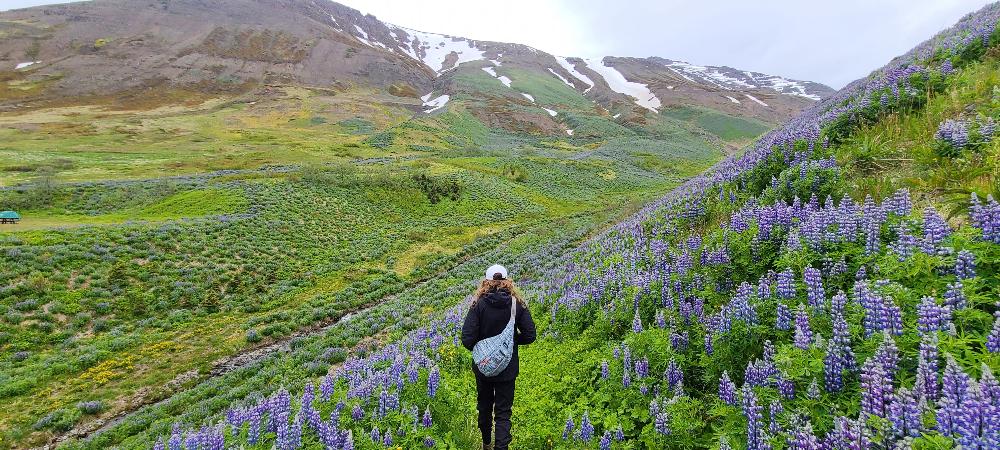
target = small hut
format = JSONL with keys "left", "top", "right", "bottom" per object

{"left": 0, "top": 211, "right": 21, "bottom": 224}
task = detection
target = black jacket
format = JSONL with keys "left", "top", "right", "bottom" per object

{"left": 461, "top": 289, "right": 536, "bottom": 381}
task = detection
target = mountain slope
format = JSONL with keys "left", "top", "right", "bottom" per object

{"left": 0, "top": 0, "right": 832, "bottom": 128}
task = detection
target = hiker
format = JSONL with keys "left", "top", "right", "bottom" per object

{"left": 461, "top": 264, "right": 537, "bottom": 450}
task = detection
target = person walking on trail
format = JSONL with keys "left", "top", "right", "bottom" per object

{"left": 462, "top": 264, "right": 537, "bottom": 450}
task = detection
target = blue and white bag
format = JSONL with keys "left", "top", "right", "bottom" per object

{"left": 472, "top": 299, "right": 516, "bottom": 377}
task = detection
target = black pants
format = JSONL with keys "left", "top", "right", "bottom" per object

{"left": 476, "top": 377, "right": 515, "bottom": 449}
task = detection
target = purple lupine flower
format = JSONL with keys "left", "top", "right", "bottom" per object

{"left": 980, "top": 364, "right": 1000, "bottom": 406}
{"left": 857, "top": 283, "right": 902, "bottom": 336}
{"left": 343, "top": 430, "right": 354, "bottom": 450}
{"left": 651, "top": 399, "right": 670, "bottom": 435}
{"left": 247, "top": 404, "right": 264, "bottom": 445}
{"left": 874, "top": 331, "right": 900, "bottom": 377}
{"left": 794, "top": 304, "right": 813, "bottom": 350}
{"left": 825, "top": 292, "right": 855, "bottom": 393}
{"left": 719, "top": 437, "right": 733, "bottom": 450}
{"left": 944, "top": 281, "right": 967, "bottom": 310}
{"left": 860, "top": 357, "right": 893, "bottom": 419}
{"left": 988, "top": 311, "right": 1000, "bottom": 353}
{"left": 917, "top": 296, "right": 951, "bottom": 334}
{"left": 563, "top": 415, "right": 574, "bottom": 439}
{"left": 741, "top": 384, "right": 771, "bottom": 450}
{"left": 889, "top": 189, "right": 912, "bottom": 216}
{"left": 777, "top": 268, "right": 796, "bottom": 299}
{"left": 936, "top": 119, "right": 970, "bottom": 148}
{"left": 776, "top": 303, "right": 792, "bottom": 330}
{"left": 371, "top": 426, "right": 381, "bottom": 444}
{"left": 168, "top": 426, "right": 183, "bottom": 450}
{"left": 719, "top": 371, "right": 737, "bottom": 406}
{"left": 666, "top": 359, "right": 683, "bottom": 392}
{"left": 922, "top": 206, "right": 951, "bottom": 251}
{"left": 916, "top": 334, "right": 940, "bottom": 401}
{"left": 655, "top": 310, "right": 666, "bottom": 328}
{"left": 827, "top": 416, "right": 871, "bottom": 450}
{"left": 980, "top": 116, "right": 996, "bottom": 141}
{"left": 955, "top": 250, "right": 976, "bottom": 279}
{"left": 954, "top": 378, "right": 999, "bottom": 449}
{"left": 601, "top": 360, "right": 610, "bottom": 379}
{"left": 787, "top": 422, "right": 821, "bottom": 450}
{"left": 804, "top": 267, "right": 825, "bottom": 312}
{"left": 383, "top": 429, "right": 393, "bottom": 447}
{"left": 320, "top": 375, "right": 334, "bottom": 402}
{"left": 889, "top": 227, "right": 917, "bottom": 261}
{"left": 615, "top": 425, "right": 624, "bottom": 441}
{"left": 636, "top": 357, "right": 649, "bottom": 379}
{"left": 422, "top": 406, "right": 432, "bottom": 428}
{"left": 424, "top": 436, "right": 435, "bottom": 447}
{"left": 632, "top": 309, "right": 643, "bottom": 333}
{"left": 580, "top": 411, "right": 594, "bottom": 442}
{"left": 599, "top": 431, "right": 612, "bottom": 450}
{"left": 937, "top": 355, "right": 970, "bottom": 436}
{"left": 889, "top": 387, "right": 922, "bottom": 439}
{"left": 351, "top": 404, "right": 363, "bottom": 421}
{"left": 970, "top": 193, "right": 1000, "bottom": 243}
{"left": 941, "top": 59, "right": 954, "bottom": 75}
{"left": 704, "top": 332, "right": 714, "bottom": 356}
{"left": 775, "top": 375, "right": 795, "bottom": 400}
{"left": 428, "top": 366, "right": 440, "bottom": 397}
{"left": 769, "top": 400, "right": 783, "bottom": 435}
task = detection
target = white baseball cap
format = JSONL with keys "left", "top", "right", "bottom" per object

{"left": 485, "top": 264, "right": 508, "bottom": 280}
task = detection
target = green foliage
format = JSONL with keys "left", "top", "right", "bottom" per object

{"left": 363, "top": 130, "right": 394, "bottom": 149}
{"left": 413, "top": 173, "right": 463, "bottom": 204}
{"left": 661, "top": 106, "right": 771, "bottom": 142}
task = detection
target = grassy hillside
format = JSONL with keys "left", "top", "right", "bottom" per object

{"left": 0, "top": 48, "right": 735, "bottom": 447}
{"left": 82, "top": 4, "right": 1000, "bottom": 450}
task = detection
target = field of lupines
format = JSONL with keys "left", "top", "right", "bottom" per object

{"left": 0, "top": 73, "right": 731, "bottom": 447}
{"left": 85, "top": 4, "right": 1000, "bottom": 450}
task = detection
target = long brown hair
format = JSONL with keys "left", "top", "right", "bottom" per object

{"left": 472, "top": 278, "right": 526, "bottom": 307}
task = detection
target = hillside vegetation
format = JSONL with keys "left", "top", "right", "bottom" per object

{"left": 0, "top": 29, "right": 743, "bottom": 450}
{"left": 56, "top": 4, "right": 1000, "bottom": 450}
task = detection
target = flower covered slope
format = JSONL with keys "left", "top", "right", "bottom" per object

{"left": 125, "top": 4, "right": 1000, "bottom": 450}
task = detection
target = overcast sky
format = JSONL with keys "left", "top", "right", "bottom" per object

{"left": 2, "top": 0, "right": 993, "bottom": 88}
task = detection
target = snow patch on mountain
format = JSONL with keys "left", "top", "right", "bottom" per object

{"left": 667, "top": 61, "right": 752, "bottom": 89}
{"left": 725, "top": 95, "right": 741, "bottom": 104}
{"left": 583, "top": 58, "right": 661, "bottom": 112}
{"left": 394, "top": 26, "right": 486, "bottom": 73}
{"left": 421, "top": 93, "right": 450, "bottom": 113}
{"left": 15, "top": 61, "right": 39, "bottom": 69}
{"left": 662, "top": 59, "right": 824, "bottom": 101}
{"left": 547, "top": 68, "right": 574, "bottom": 88}
{"left": 554, "top": 57, "right": 594, "bottom": 92}
{"left": 352, "top": 25, "right": 389, "bottom": 49}
{"left": 543, "top": 108, "right": 558, "bottom": 117}
{"left": 745, "top": 94, "right": 769, "bottom": 107}
{"left": 521, "top": 93, "right": 535, "bottom": 102}
{"left": 481, "top": 66, "right": 512, "bottom": 88}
